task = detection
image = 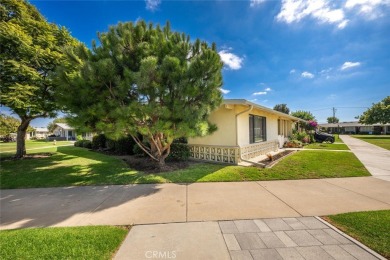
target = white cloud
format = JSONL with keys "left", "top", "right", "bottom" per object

{"left": 276, "top": 0, "right": 390, "bottom": 28}
{"left": 290, "top": 69, "right": 296, "bottom": 74}
{"left": 250, "top": 0, "right": 266, "bottom": 7}
{"left": 264, "top": 87, "right": 272, "bottom": 91}
{"left": 301, "top": 71, "right": 315, "bottom": 78}
{"left": 220, "top": 88, "right": 231, "bottom": 94}
{"left": 253, "top": 91, "right": 267, "bottom": 95}
{"left": 276, "top": 0, "right": 348, "bottom": 29}
{"left": 341, "top": 61, "right": 361, "bottom": 70}
{"left": 218, "top": 50, "right": 244, "bottom": 70}
{"left": 249, "top": 99, "right": 258, "bottom": 102}
{"left": 345, "top": 0, "right": 390, "bottom": 19}
{"left": 337, "top": 19, "right": 349, "bottom": 29}
{"left": 145, "top": 0, "right": 161, "bottom": 11}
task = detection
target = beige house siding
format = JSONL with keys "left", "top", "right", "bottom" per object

{"left": 188, "top": 102, "right": 298, "bottom": 164}
{"left": 236, "top": 106, "right": 290, "bottom": 145}
{"left": 188, "top": 105, "right": 237, "bottom": 146}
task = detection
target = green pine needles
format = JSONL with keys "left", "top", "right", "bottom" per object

{"left": 57, "top": 20, "right": 224, "bottom": 167}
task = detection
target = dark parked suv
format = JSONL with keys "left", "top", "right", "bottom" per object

{"left": 314, "top": 131, "right": 335, "bottom": 143}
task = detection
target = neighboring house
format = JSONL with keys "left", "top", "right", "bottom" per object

{"left": 52, "top": 123, "right": 94, "bottom": 141}
{"left": 29, "top": 127, "right": 49, "bottom": 139}
{"left": 188, "top": 99, "right": 303, "bottom": 164}
{"left": 53, "top": 123, "right": 77, "bottom": 141}
{"left": 81, "top": 132, "right": 94, "bottom": 141}
{"left": 319, "top": 122, "right": 390, "bottom": 135}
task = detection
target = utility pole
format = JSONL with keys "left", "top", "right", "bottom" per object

{"left": 332, "top": 107, "right": 337, "bottom": 119}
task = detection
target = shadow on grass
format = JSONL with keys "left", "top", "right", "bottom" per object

{"left": 1, "top": 147, "right": 192, "bottom": 229}
{"left": 0, "top": 146, "right": 232, "bottom": 230}
{"left": 0, "top": 147, "right": 372, "bottom": 230}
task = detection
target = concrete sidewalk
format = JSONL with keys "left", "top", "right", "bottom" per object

{"left": 1, "top": 177, "right": 389, "bottom": 230}
{"left": 340, "top": 135, "right": 390, "bottom": 181}
{"left": 114, "top": 217, "right": 385, "bottom": 260}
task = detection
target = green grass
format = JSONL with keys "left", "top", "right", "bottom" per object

{"left": 0, "top": 226, "right": 128, "bottom": 260}
{"left": 352, "top": 135, "right": 390, "bottom": 150}
{"left": 0, "top": 140, "right": 73, "bottom": 157}
{"left": 0, "top": 146, "right": 370, "bottom": 189}
{"left": 325, "top": 210, "right": 390, "bottom": 258}
{"left": 158, "top": 150, "right": 369, "bottom": 182}
{"left": 334, "top": 135, "right": 343, "bottom": 143}
{"left": 0, "top": 146, "right": 168, "bottom": 189}
{"left": 304, "top": 143, "right": 349, "bottom": 150}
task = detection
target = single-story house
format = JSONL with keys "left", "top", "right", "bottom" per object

{"left": 29, "top": 127, "right": 49, "bottom": 139}
{"left": 53, "top": 123, "right": 77, "bottom": 141}
{"left": 52, "top": 123, "right": 94, "bottom": 141}
{"left": 319, "top": 122, "right": 390, "bottom": 135}
{"left": 188, "top": 99, "right": 303, "bottom": 164}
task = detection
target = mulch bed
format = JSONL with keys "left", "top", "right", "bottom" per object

{"left": 258, "top": 150, "right": 295, "bottom": 167}
{"left": 116, "top": 155, "right": 197, "bottom": 173}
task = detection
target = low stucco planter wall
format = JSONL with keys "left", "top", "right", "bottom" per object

{"left": 188, "top": 140, "right": 278, "bottom": 165}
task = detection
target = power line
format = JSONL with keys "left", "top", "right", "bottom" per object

{"left": 311, "top": 106, "right": 369, "bottom": 111}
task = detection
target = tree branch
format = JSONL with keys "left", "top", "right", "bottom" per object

{"left": 130, "top": 134, "right": 158, "bottom": 161}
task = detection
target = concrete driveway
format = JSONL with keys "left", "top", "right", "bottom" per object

{"left": 1, "top": 177, "right": 389, "bottom": 230}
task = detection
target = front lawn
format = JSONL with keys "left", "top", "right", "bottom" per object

{"left": 158, "top": 150, "right": 369, "bottom": 182}
{"left": 304, "top": 143, "right": 349, "bottom": 150}
{"left": 334, "top": 135, "right": 343, "bottom": 143}
{"left": 0, "top": 140, "right": 73, "bottom": 158}
{"left": 0, "top": 146, "right": 370, "bottom": 189}
{"left": 352, "top": 135, "right": 390, "bottom": 150}
{"left": 324, "top": 210, "right": 390, "bottom": 258}
{"left": 0, "top": 226, "right": 128, "bottom": 260}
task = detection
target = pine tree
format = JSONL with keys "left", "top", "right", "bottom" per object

{"left": 0, "top": 0, "right": 78, "bottom": 157}
{"left": 57, "top": 21, "right": 223, "bottom": 168}
{"left": 273, "top": 104, "right": 290, "bottom": 114}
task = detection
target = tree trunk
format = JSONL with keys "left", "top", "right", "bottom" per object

{"left": 15, "top": 118, "right": 31, "bottom": 158}
{"left": 149, "top": 136, "right": 171, "bottom": 170}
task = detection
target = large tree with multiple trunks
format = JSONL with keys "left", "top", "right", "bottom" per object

{"left": 57, "top": 21, "right": 223, "bottom": 168}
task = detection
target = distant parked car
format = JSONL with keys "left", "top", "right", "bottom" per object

{"left": 314, "top": 131, "right": 335, "bottom": 143}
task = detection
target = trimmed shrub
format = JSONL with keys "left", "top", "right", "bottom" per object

{"left": 168, "top": 143, "right": 190, "bottom": 161}
{"left": 106, "top": 139, "right": 116, "bottom": 151}
{"left": 92, "top": 134, "right": 106, "bottom": 150}
{"left": 74, "top": 140, "right": 83, "bottom": 147}
{"left": 173, "top": 137, "right": 188, "bottom": 144}
{"left": 82, "top": 140, "right": 92, "bottom": 149}
{"left": 115, "top": 135, "right": 136, "bottom": 155}
{"left": 74, "top": 140, "right": 92, "bottom": 149}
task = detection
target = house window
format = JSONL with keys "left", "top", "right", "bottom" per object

{"left": 249, "top": 115, "right": 266, "bottom": 143}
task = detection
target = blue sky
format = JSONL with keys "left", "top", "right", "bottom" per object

{"left": 3, "top": 0, "right": 390, "bottom": 127}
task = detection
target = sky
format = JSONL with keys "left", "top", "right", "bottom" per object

{"left": 3, "top": 0, "right": 390, "bottom": 127}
